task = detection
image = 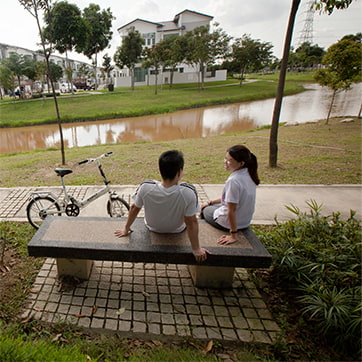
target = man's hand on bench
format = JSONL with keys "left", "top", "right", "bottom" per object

{"left": 192, "top": 247, "right": 210, "bottom": 263}
{"left": 114, "top": 227, "right": 210, "bottom": 263}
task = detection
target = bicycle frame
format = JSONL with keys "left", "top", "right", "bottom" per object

{"left": 28, "top": 152, "right": 118, "bottom": 215}
{"left": 26, "top": 152, "right": 130, "bottom": 229}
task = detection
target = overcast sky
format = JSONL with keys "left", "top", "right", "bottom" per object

{"left": 1, "top": 0, "right": 361, "bottom": 63}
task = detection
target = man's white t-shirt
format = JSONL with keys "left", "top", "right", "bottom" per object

{"left": 213, "top": 168, "right": 256, "bottom": 229}
{"left": 133, "top": 180, "right": 199, "bottom": 233}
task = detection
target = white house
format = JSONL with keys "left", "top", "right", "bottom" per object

{"left": 115, "top": 9, "right": 226, "bottom": 86}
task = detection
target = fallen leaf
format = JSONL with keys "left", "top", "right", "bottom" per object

{"left": 73, "top": 314, "right": 87, "bottom": 318}
{"left": 151, "top": 340, "right": 163, "bottom": 347}
{"left": 116, "top": 307, "right": 126, "bottom": 315}
{"left": 21, "top": 317, "right": 32, "bottom": 324}
{"left": 142, "top": 291, "right": 150, "bottom": 297}
{"left": 30, "top": 289, "right": 39, "bottom": 294}
{"left": 33, "top": 307, "right": 44, "bottom": 312}
{"left": 52, "top": 333, "right": 62, "bottom": 342}
{"left": 216, "top": 353, "right": 232, "bottom": 359}
{"left": 92, "top": 305, "right": 98, "bottom": 314}
{"left": 173, "top": 305, "right": 185, "bottom": 314}
{"left": 204, "top": 340, "right": 213, "bottom": 353}
{"left": 188, "top": 340, "right": 201, "bottom": 350}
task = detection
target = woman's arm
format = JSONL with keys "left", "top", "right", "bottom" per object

{"left": 200, "top": 198, "right": 221, "bottom": 212}
{"left": 217, "top": 202, "right": 238, "bottom": 245}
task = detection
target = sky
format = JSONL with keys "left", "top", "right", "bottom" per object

{"left": 0, "top": 0, "right": 361, "bottom": 63}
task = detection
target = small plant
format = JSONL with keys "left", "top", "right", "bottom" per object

{"left": 0, "top": 221, "right": 11, "bottom": 271}
{"left": 259, "top": 201, "right": 361, "bottom": 357}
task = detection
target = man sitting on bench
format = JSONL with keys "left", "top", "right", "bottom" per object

{"left": 114, "top": 150, "right": 210, "bottom": 262}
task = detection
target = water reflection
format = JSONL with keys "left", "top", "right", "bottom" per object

{"left": 0, "top": 83, "right": 360, "bottom": 154}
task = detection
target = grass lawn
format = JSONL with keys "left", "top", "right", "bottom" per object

{"left": 0, "top": 78, "right": 307, "bottom": 127}
{"left": 0, "top": 117, "right": 360, "bottom": 187}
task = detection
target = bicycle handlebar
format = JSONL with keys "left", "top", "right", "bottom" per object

{"left": 78, "top": 152, "right": 113, "bottom": 165}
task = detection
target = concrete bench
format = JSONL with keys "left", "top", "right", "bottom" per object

{"left": 28, "top": 216, "right": 272, "bottom": 288}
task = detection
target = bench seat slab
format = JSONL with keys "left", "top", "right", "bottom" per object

{"left": 28, "top": 216, "right": 272, "bottom": 269}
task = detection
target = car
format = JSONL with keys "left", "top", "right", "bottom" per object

{"left": 60, "top": 83, "right": 77, "bottom": 93}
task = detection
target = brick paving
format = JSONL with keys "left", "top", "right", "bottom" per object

{"left": 0, "top": 187, "right": 35, "bottom": 218}
{"left": 22, "top": 259, "right": 280, "bottom": 343}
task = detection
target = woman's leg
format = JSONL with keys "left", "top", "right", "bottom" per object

{"left": 201, "top": 204, "right": 228, "bottom": 231}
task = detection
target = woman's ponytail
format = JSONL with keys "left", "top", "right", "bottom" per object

{"left": 247, "top": 153, "right": 260, "bottom": 185}
{"left": 227, "top": 145, "right": 260, "bottom": 185}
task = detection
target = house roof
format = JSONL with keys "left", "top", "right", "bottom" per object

{"left": 117, "top": 18, "right": 162, "bottom": 31}
{"left": 173, "top": 9, "right": 213, "bottom": 22}
{"left": 117, "top": 9, "right": 213, "bottom": 32}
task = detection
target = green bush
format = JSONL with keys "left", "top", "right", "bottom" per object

{"left": 259, "top": 201, "right": 361, "bottom": 356}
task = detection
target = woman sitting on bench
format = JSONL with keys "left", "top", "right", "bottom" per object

{"left": 200, "top": 145, "right": 260, "bottom": 245}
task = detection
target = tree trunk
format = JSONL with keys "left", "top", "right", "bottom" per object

{"left": 93, "top": 54, "right": 98, "bottom": 90}
{"left": 269, "top": 0, "right": 301, "bottom": 168}
{"left": 130, "top": 67, "right": 135, "bottom": 91}
{"left": 201, "top": 63, "right": 205, "bottom": 90}
{"left": 33, "top": 3, "right": 66, "bottom": 165}
{"left": 154, "top": 68, "right": 158, "bottom": 95}
{"left": 326, "top": 89, "right": 336, "bottom": 124}
{"left": 170, "top": 67, "right": 175, "bottom": 89}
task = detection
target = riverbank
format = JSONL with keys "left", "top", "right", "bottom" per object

{"left": 1, "top": 117, "right": 360, "bottom": 187}
{"left": 0, "top": 78, "right": 307, "bottom": 128}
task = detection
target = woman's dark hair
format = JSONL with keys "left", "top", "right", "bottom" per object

{"left": 159, "top": 150, "right": 184, "bottom": 180}
{"left": 227, "top": 145, "right": 260, "bottom": 185}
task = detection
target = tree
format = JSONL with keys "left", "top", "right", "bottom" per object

{"left": 1, "top": 52, "right": 28, "bottom": 95}
{"left": 113, "top": 28, "right": 144, "bottom": 91}
{"left": 0, "top": 65, "right": 15, "bottom": 98}
{"left": 314, "top": 37, "right": 361, "bottom": 122}
{"left": 43, "top": 1, "right": 87, "bottom": 94}
{"left": 184, "top": 24, "right": 230, "bottom": 89}
{"left": 82, "top": 4, "right": 113, "bottom": 90}
{"left": 19, "top": 0, "right": 66, "bottom": 165}
{"left": 228, "top": 34, "right": 273, "bottom": 86}
{"left": 269, "top": 0, "right": 354, "bottom": 168}
{"left": 158, "top": 35, "right": 187, "bottom": 88}
{"left": 142, "top": 45, "right": 163, "bottom": 95}
{"left": 101, "top": 53, "right": 114, "bottom": 88}
{"left": 293, "top": 42, "right": 325, "bottom": 69}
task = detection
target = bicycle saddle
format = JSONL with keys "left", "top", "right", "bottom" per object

{"left": 54, "top": 168, "right": 73, "bottom": 177}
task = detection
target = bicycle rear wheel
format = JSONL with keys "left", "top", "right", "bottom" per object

{"left": 26, "top": 195, "right": 61, "bottom": 229}
{"left": 107, "top": 196, "right": 130, "bottom": 217}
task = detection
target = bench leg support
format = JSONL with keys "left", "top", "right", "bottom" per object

{"left": 56, "top": 258, "right": 93, "bottom": 280}
{"left": 188, "top": 265, "right": 235, "bottom": 288}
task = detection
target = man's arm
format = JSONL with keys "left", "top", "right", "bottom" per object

{"left": 184, "top": 215, "right": 210, "bottom": 262}
{"left": 114, "top": 203, "right": 141, "bottom": 237}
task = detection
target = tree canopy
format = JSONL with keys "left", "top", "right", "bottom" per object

{"left": 314, "top": 36, "right": 361, "bottom": 122}
{"left": 114, "top": 28, "right": 144, "bottom": 90}
{"left": 226, "top": 34, "right": 273, "bottom": 85}
{"left": 183, "top": 25, "right": 230, "bottom": 89}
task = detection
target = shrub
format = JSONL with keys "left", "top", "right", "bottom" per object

{"left": 259, "top": 201, "right": 361, "bottom": 356}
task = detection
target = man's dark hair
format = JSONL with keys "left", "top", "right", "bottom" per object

{"left": 159, "top": 150, "right": 184, "bottom": 180}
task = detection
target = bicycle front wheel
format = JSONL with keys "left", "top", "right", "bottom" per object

{"left": 107, "top": 196, "right": 130, "bottom": 218}
{"left": 26, "top": 196, "right": 61, "bottom": 229}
